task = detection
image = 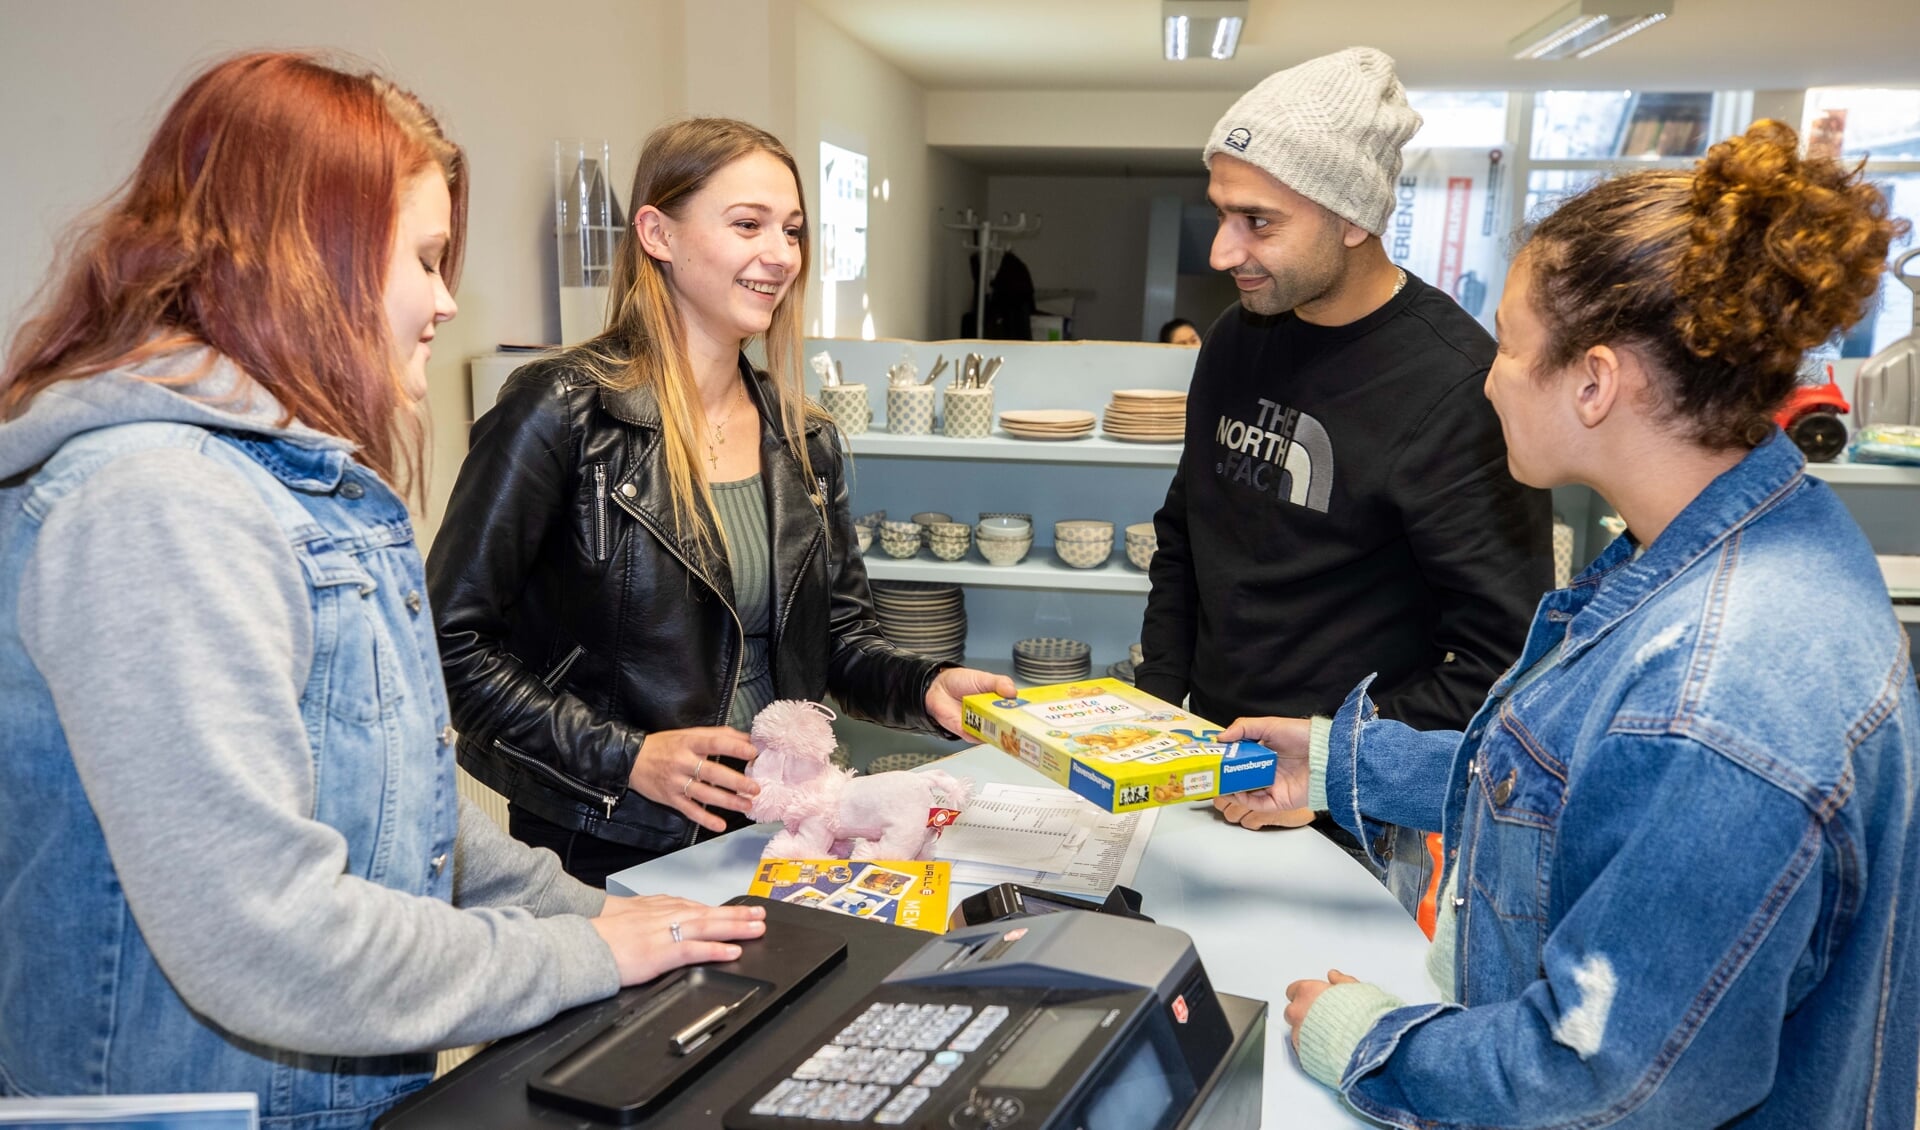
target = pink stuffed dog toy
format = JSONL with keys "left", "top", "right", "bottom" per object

{"left": 747, "top": 699, "right": 972, "bottom": 860}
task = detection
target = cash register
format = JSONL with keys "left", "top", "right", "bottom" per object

{"left": 376, "top": 897, "right": 1264, "bottom": 1130}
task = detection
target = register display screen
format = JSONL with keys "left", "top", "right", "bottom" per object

{"left": 977, "top": 1006, "right": 1105, "bottom": 1089}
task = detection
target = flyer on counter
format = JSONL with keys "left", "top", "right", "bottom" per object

{"left": 747, "top": 859, "right": 951, "bottom": 933}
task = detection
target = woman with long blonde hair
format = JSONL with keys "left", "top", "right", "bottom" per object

{"left": 429, "top": 118, "right": 1011, "bottom": 884}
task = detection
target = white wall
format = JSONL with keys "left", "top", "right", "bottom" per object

{"left": 984, "top": 174, "right": 1213, "bottom": 343}
{"left": 0, "top": 0, "right": 677, "bottom": 547}
{"left": 793, "top": 6, "right": 980, "bottom": 343}
{"left": 926, "top": 89, "right": 1233, "bottom": 153}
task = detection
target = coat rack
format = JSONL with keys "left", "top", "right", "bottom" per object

{"left": 942, "top": 208, "right": 1042, "bottom": 338}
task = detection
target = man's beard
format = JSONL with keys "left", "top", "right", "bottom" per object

{"left": 1235, "top": 217, "right": 1349, "bottom": 316}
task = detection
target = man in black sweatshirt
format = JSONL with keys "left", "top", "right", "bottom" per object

{"left": 1135, "top": 48, "right": 1552, "bottom": 902}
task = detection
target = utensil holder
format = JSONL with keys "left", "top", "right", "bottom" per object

{"left": 886, "top": 385, "right": 936, "bottom": 436}
{"left": 942, "top": 386, "right": 994, "bottom": 438}
{"left": 819, "top": 384, "right": 871, "bottom": 435}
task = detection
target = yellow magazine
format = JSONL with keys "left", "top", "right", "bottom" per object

{"left": 747, "top": 859, "right": 951, "bottom": 933}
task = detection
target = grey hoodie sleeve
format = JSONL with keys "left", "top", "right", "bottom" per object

{"left": 19, "top": 447, "right": 620, "bottom": 1057}
{"left": 452, "top": 794, "right": 606, "bottom": 918}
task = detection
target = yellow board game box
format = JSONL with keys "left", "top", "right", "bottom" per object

{"left": 960, "top": 678, "right": 1277, "bottom": 813}
{"left": 747, "top": 859, "right": 951, "bottom": 933}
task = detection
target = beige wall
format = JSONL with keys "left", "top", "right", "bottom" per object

{"left": 0, "top": 0, "right": 985, "bottom": 543}
{"left": 0, "top": 0, "right": 677, "bottom": 547}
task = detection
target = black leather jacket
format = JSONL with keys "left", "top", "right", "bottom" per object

{"left": 426, "top": 350, "right": 948, "bottom": 855}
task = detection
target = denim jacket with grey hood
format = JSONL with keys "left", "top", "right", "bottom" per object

{"left": 0, "top": 352, "right": 617, "bottom": 1127}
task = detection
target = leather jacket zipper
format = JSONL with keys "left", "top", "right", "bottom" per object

{"left": 590, "top": 464, "right": 610, "bottom": 562}
{"left": 609, "top": 491, "right": 746, "bottom": 848}
{"left": 491, "top": 735, "right": 620, "bottom": 819}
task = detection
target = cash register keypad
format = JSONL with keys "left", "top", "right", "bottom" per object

{"left": 748, "top": 1001, "right": 1011, "bottom": 1124}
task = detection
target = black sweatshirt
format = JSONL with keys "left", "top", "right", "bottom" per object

{"left": 1135, "top": 274, "right": 1553, "bottom": 730}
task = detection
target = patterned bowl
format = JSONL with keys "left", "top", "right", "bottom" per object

{"left": 855, "top": 525, "right": 873, "bottom": 554}
{"left": 1055, "top": 537, "right": 1113, "bottom": 569}
{"left": 978, "top": 511, "right": 1033, "bottom": 527}
{"left": 978, "top": 534, "right": 1032, "bottom": 566}
{"left": 928, "top": 531, "right": 971, "bottom": 561}
{"left": 1125, "top": 538, "right": 1156, "bottom": 571}
{"left": 1054, "top": 518, "right": 1114, "bottom": 542}
{"left": 854, "top": 509, "right": 887, "bottom": 529}
{"left": 879, "top": 523, "right": 923, "bottom": 559}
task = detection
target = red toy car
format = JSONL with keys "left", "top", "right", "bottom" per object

{"left": 1775, "top": 370, "right": 1851, "bottom": 462}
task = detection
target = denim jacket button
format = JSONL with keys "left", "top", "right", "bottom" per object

{"left": 439, "top": 725, "right": 456, "bottom": 747}
{"left": 338, "top": 480, "right": 364, "bottom": 500}
{"left": 405, "top": 590, "right": 422, "bottom": 614}
{"left": 430, "top": 853, "right": 447, "bottom": 875}
{"left": 1491, "top": 772, "right": 1516, "bottom": 806}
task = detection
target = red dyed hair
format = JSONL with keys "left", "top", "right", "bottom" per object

{"left": 0, "top": 51, "right": 467, "bottom": 490}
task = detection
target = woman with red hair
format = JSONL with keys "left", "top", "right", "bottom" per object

{"left": 0, "top": 51, "right": 761, "bottom": 1123}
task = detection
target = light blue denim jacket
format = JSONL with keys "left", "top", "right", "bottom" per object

{"left": 1321, "top": 431, "right": 1919, "bottom": 1128}
{"left": 1, "top": 365, "right": 614, "bottom": 1127}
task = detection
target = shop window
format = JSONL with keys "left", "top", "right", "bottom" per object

{"left": 1406, "top": 91, "right": 1509, "bottom": 150}
{"left": 1531, "top": 90, "right": 1717, "bottom": 160}
{"left": 1803, "top": 90, "right": 1920, "bottom": 355}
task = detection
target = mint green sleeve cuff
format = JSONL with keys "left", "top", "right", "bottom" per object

{"left": 1294, "top": 981, "right": 1404, "bottom": 1090}
{"left": 1307, "top": 715, "right": 1332, "bottom": 812}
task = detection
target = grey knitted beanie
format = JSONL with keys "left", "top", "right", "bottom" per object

{"left": 1204, "top": 47, "right": 1422, "bottom": 237}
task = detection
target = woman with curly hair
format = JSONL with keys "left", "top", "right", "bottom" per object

{"left": 1216, "top": 121, "right": 1918, "bottom": 1127}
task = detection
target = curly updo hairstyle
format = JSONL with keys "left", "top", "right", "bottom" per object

{"left": 1520, "top": 120, "right": 1908, "bottom": 449}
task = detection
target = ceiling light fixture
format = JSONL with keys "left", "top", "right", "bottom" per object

{"left": 1509, "top": 0, "right": 1674, "bottom": 61}
{"left": 1163, "top": 1, "right": 1247, "bottom": 62}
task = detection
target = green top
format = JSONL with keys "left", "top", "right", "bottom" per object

{"left": 712, "top": 474, "right": 774, "bottom": 731}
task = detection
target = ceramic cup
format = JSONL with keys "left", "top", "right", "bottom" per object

{"left": 942, "top": 386, "right": 994, "bottom": 439}
{"left": 819, "top": 383, "right": 871, "bottom": 435}
{"left": 886, "top": 384, "right": 936, "bottom": 436}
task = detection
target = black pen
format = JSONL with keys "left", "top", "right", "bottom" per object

{"left": 670, "top": 987, "right": 761, "bottom": 1055}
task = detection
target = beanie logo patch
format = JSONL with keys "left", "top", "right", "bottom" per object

{"left": 1223, "top": 127, "right": 1252, "bottom": 153}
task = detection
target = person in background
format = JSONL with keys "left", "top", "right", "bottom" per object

{"left": 1137, "top": 47, "right": 1552, "bottom": 908}
{"left": 1158, "top": 317, "right": 1203, "bottom": 346}
{"left": 1221, "top": 121, "right": 1918, "bottom": 1128}
{"left": 0, "top": 52, "right": 762, "bottom": 1125}
{"left": 429, "top": 119, "right": 1012, "bottom": 888}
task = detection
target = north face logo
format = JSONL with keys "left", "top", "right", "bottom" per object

{"left": 1224, "top": 127, "right": 1252, "bottom": 153}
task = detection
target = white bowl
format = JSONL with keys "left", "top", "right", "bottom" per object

{"left": 976, "top": 516, "right": 1032, "bottom": 540}
{"left": 1126, "top": 539, "right": 1156, "bottom": 571}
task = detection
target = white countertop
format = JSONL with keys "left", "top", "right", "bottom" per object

{"left": 608, "top": 743, "right": 1437, "bottom": 1127}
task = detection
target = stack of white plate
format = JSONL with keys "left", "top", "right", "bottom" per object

{"left": 1101, "top": 389, "right": 1186, "bottom": 443}
{"left": 871, "top": 581, "right": 967, "bottom": 663}
{"left": 1013, "top": 637, "right": 1092, "bottom": 684}
{"left": 999, "top": 409, "right": 1097, "bottom": 441}
{"left": 1104, "top": 658, "right": 1137, "bottom": 685}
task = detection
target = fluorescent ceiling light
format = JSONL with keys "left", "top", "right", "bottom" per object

{"left": 1509, "top": 0, "right": 1674, "bottom": 60}
{"left": 1163, "top": 1, "right": 1247, "bottom": 61}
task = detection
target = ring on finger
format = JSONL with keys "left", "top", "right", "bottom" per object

{"left": 669, "top": 921, "right": 683, "bottom": 944}
{"left": 682, "top": 771, "right": 697, "bottom": 797}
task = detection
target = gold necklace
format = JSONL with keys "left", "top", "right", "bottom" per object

{"left": 705, "top": 382, "right": 743, "bottom": 472}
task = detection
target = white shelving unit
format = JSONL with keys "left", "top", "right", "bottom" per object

{"left": 1806, "top": 460, "right": 1920, "bottom": 487}
{"left": 865, "top": 548, "right": 1151, "bottom": 594}
{"left": 848, "top": 431, "right": 1182, "bottom": 467}
{"left": 812, "top": 337, "right": 1198, "bottom": 765}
